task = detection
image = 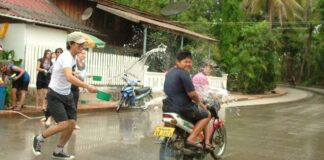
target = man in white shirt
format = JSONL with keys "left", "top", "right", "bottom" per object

{"left": 32, "top": 32, "right": 97, "bottom": 159}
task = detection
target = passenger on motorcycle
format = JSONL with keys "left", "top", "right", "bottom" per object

{"left": 162, "top": 50, "right": 211, "bottom": 149}
{"left": 192, "top": 63, "right": 216, "bottom": 150}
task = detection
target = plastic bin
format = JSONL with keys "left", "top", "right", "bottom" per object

{"left": 0, "top": 86, "right": 7, "bottom": 110}
{"left": 92, "top": 76, "right": 102, "bottom": 81}
{"left": 96, "top": 91, "right": 112, "bottom": 101}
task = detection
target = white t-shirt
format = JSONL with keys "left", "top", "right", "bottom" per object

{"left": 49, "top": 50, "right": 76, "bottom": 95}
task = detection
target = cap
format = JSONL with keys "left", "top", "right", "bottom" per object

{"left": 67, "top": 31, "right": 86, "bottom": 44}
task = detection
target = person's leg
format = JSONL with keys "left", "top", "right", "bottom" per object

{"left": 204, "top": 120, "right": 214, "bottom": 148}
{"left": 52, "top": 92, "right": 77, "bottom": 159}
{"left": 187, "top": 115, "right": 211, "bottom": 144}
{"left": 58, "top": 120, "right": 76, "bottom": 146}
{"left": 18, "top": 90, "right": 26, "bottom": 107}
{"left": 36, "top": 89, "right": 41, "bottom": 109}
{"left": 32, "top": 89, "right": 69, "bottom": 156}
{"left": 186, "top": 107, "right": 211, "bottom": 146}
{"left": 11, "top": 88, "right": 17, "bottom": 108}
{"left": 41, "top": 88, "right": 48, "bottom": 109}
{"left": 72, "top": 89, "right": 80, "bottom": 129}
{"left": 36, "top": 81, "right": 42, "bottom": 110}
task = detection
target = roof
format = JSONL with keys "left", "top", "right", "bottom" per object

{"left": 0, "top": 0, "right": 97, "bottom": 33}
{"left": 97, "top": 0, "right": 218, "bottom": 42}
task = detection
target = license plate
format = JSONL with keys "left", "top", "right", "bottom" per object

{"left": 154, "top": 126, "right": 175, "bottom": 137}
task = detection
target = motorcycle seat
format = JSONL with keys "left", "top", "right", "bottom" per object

{"left": 163, "top": 112, "right": 194, "bottom": 127}
{"left": 135, "top": 87, "right": 151, "bottom": 95}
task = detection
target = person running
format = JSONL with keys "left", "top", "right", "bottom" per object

{"left": 32, "top": 32, "right": 97, "bottom": 159}
{"left": 0, "top": 62, "right": 30, "bottom": 111}
{"left": 36, "top": 49, "right": 52, "bottom": 111}
{"left": 71, "top": 50, "right": 91, "bottom": 129}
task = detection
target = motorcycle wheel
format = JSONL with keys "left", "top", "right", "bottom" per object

{"left": 210, "top": 125, "right": 227, "bottom": 160}
{"left": 159, "top": 140, "right": 185, "bottom": 160}
{"left": 116, "top": 98, "right": 126, "bottom": 112}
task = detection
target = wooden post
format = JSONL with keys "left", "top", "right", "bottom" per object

{"left": 143, "top": 27, "right": 147, "bottom": 55}
{"left": 208, "top": 43, "right": 211, "bottom": 58}
{"left": 181, "top": 36, "right": 184, "bottom": 50}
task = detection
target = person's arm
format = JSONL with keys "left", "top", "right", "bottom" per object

{"left": 180, "top": 71, "right": 207, "bottom": 109}
{"left": 11, "top": 66, "right": 25, "bottom": 81}
{"left": 63, "top": 67, "right": 97, "bottom": 93}
{"left": 36, "top": 60, "right": 46, "bottom": 72}
{"left": 0, "top": 73, "right": 5, "bottom": 85}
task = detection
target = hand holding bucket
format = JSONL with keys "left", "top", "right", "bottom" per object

{"left": 8, "top": 73, "right": 16, "bottom": 80}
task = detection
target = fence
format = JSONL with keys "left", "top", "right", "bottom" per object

{"left": 144, "top": 68, "right": 228, "bottom": 92}
{"left": 25, "top": 43, "right": 140, "bottom": 87}
{"left": 24, "top": 44, "right": 227, "bottom": 90}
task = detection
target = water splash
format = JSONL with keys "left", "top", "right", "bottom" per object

{"left": 110, "top": 44, "right": 167, "bottom": 80}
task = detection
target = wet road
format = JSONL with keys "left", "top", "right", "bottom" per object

{"left": 0, "top": 93, "right": 323, "bottom": 160}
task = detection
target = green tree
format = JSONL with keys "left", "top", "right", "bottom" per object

{"left": 241, "top": 0, "right": 304, "bottom": 28}
{"left": 229, "top": 22, "right": 282, "bottom": 93}
{"left": 298, "top": 0, "right": 321, "bottom": 80}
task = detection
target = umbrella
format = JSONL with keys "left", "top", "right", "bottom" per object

{"left": 82, "top": 33, "right": 106, "bottom": 48}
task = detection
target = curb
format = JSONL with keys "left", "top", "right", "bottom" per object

{"left": 232, "top": 89, "right": 288, "bottom": 102}
{"left": 225, "top": 87, "right": 314, "bottom": 108}
{"left": 278, "top": 83, "right": 324, "bottom": 96}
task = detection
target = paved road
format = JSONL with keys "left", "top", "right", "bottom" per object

{"left": 0, "top": 91, "right": 323, "bottom": 160}
{"left": 224, "top": 94, "right": 324, "bottom": 160}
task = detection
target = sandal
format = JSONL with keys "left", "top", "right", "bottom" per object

{"left": 205, "top": 143, "right": 215, "bottom": 150}
{"left": 185, "top": 141, "right": 203, "bottom": 149}
{"left": 13, "top": 107, "right": 22, "bottom": 111}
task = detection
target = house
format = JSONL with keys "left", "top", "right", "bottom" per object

{"left": 53, "top": 0, "right": 217, "bottom": 54}
{"left": 0, "top": 0, "right": 225, "bottom": 90}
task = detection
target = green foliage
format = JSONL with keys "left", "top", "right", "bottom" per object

{"left": 115, "top": 0, "right": 323, "bottom": 91}
{"left": 228, "top": 22, "right": 282, "bottom": 93}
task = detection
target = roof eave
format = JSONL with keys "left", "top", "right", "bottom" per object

{"left": 0, "top": 13, "right": 98, "bottom": 34}
{"left": 96, "top": 4, "right": 218, "bottom": 43}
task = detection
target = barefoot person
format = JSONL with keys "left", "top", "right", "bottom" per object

{"left": 0, "top": 62, "right": 30, "bottom": 111}
{"left": 36, "top": 49, "right": 52, "bottom": 111}
{"left": 32, "top": 32, "right": 97, "bottom": 159}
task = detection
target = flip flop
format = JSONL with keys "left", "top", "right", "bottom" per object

{"left": 185, "top": 141, "right": 203, "bottom": 149}
{"left": 205, "top": 143, "right": 215, "bottom": 150}
{"left": 13, "top": 107, "right": 22, "bottom": 111}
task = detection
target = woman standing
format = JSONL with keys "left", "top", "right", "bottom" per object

{"left": 71, "top": 50, "right": 90, "bottom": 129}
{"left": 36, "top": 49, "right": 52, "bottom": 111}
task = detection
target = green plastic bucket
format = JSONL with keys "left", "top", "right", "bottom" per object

{"left": 92, "top": 76, "right": 102, "bottom": 81}
{"left": 96, "top": 91, "right": 112, "bottom": 101}
{"left": 80, "top": 99, "right": 89, "bottom": 104}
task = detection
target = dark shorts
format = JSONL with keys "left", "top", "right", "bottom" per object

{"left": 12, "top": 79, "right": 29, "bottom": 91}
{"left": 47, "top": 88, "right": 76, "bottom": 123}
{"left": 162, "top": 99, "right": 209, "bottom": 123}
{"left": 179, "top": 104, "right": 209, "bottom": 123}
{"left": 36, "top": 80, "right": 49, "bottom": 89}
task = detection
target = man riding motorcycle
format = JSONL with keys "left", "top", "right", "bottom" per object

{"left": 162, "top": 50, "right": 211, "bottom": 149}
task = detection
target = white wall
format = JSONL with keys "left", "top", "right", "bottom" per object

{"left": 1, "top": 23, "right": 26, "bottom": 65}
{"left": 1, "top": 23, "right": 68, "bottom": 68}
{"left": 25, "top": 24, "right": 67, "bottom": 47}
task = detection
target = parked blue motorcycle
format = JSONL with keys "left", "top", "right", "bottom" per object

{"left": 117, "top": 74, "right": 153, "bottom": 112}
